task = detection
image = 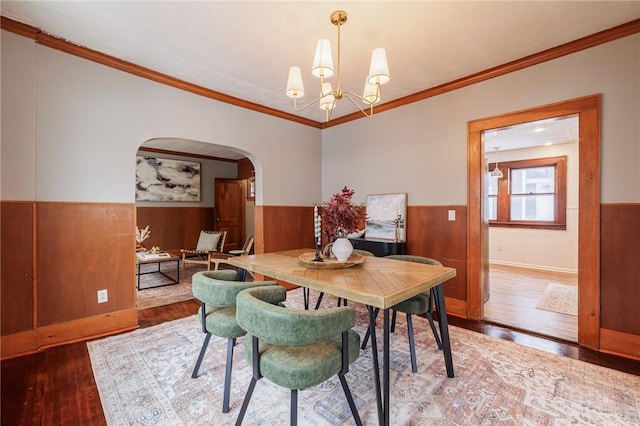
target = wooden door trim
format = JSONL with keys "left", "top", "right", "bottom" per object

{"left": 467, "top": 94, "right": 601, "bottom": 350}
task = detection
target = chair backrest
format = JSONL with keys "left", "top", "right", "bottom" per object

{"left": 241, "top": 236, "right": 254, "bottom": 255}
{"left": 195, "top": 230, "right": 227, "bottom": 252}
{"left": 353, "top": 249, "right": 375, "bottom": 257}
{"left": 192, "top": 269, "right": 278, "bottom": 306}
{"left": 237, "top": 286, "right": 356, "bottom": 347}
{"left": 385, "top": 254, "right": 442, "bottom": 266}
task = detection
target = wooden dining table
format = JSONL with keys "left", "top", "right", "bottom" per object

{"left": 228, "top": 248, "right": 457, "bottom": 426}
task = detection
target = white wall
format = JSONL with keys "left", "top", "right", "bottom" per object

{"left": 488, "top": 143, "right": 579, "bottom": 273}
{"left": 1, "top": 31, "right": 322, "bottom": 207}
{"left": 321, "top": 34, "right": 640, "bottom": 207}
{"left": 2, "top": 30, "right": 638, "bottom": 223}
{"left": 1, "top": 31, "right": 37, "bottom": 200}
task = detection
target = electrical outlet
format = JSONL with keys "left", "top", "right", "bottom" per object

{"left": 97, "top": 289, "right": 108, "bottom": 303}
{"left": 497, "top": 244, "right": 504, "bottom": 252}
{"left": 448, "top": 210, "right": 456, "bottom": 221}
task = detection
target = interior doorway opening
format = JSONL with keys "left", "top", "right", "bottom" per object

{"left": 467, "top": 94, "right": 601, "bottom": 350}
{"left": 481, "top": 116, "right": 579, "bottom": 342}
{"left": 133, "top": 137, "right": 259, "bottom": 309}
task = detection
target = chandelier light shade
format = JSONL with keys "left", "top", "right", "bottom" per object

{"left": 362, "top": 79, "right": 380, "bottom": 104}
{"left": 319, "top": 83, "right": 335, "bottom": 110}
{"left": 368, "top": 48, "right": 390, "bottom": 85}
{"left": 286, "top": 66, "right": 304, "bottom": 98}
{"left": 312, "top": 39, "right": 334, "bottom": 78}
{"left": 285, "top": 10, "right": 390, "bottom": 122}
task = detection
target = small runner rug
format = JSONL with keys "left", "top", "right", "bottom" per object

{"left": 88, "top": 291, "right": 639, "bottom": 425}
{"left": 536, "top": 283, "right": 578, "bottom": 316}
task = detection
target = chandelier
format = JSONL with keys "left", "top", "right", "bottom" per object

{"left": 285, "top": 10, "right": 390, "bottom": 122}
{"left": 490, "top": 147, "right": 504, "bottom": 178}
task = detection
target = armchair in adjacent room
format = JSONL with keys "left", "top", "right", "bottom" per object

{"left": 180, "top": 230, "right": 227, "bottom": 271}
{"left": 209, "top": 235, "right": 254, "bottom": 272}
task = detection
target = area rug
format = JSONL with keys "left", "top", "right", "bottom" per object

{"left": 536, "top": 283, "right": 578, "bottom": 316}
{"left": 89, "top": 291, "right": 640, "bottom": 425}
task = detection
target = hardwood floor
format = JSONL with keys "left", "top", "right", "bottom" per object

{"left": 2, "top": 292, "right": 638, "bottom": 425}
{"left": 484, "top": 264, "right": 578, "bottom": 342}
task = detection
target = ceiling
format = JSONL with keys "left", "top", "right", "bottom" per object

{"left": 2, "top": 1, "right": 637, "bottom": 157}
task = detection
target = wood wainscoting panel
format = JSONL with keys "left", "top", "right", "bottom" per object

{"left": 136, "top": 206, "right": 215, "bottom": 254}
{"left": 444, "top": 297, "right": 467, "bottom": 319}
{"left": 1, "top": 201, "right": 34, "bottom": 335}
{"left": 262, "top": 206, "right": 315, "bottom": 253}
{"left": 406, "top": 205, "right": 468, "bottom": 301}
{"left": 600, "top": 203, "right": 640, "bottom": 336}
{"left": 36, "top": 202, "right": 136, "bottom": 327}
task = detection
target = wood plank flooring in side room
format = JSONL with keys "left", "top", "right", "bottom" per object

{"left": 484, "top": 263, "right": 578, "bottom": 342}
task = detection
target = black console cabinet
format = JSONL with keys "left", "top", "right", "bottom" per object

{"left": 348, "top": 237, "right": 406, "bottom": 257}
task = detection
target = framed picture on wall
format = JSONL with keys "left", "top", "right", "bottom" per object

{"left": 247, "top": 176, "right": 255, "bottom": 200}
{"left": 136, "top": 156, "right": 201, "bottom": 201}
{"left": 365, "top": 193, "right": 407, "bottom": 241}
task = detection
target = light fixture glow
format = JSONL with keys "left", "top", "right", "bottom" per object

{"left": 285, "top": 10, "right": 390, "bottom": 122}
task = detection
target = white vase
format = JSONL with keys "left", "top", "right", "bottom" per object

{"left": 332, "top": 237, "right": 353, "bottom": 262}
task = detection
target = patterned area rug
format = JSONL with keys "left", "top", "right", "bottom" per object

{"left": 89, "top": 291, "right": 640, "bottom": 425}
{"left": 536, "top": 283, "right": 578, "bottom": 316}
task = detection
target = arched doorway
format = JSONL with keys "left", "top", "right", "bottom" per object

{"left": 134, "top": 138, "right": 259, "bottom": 306}
{"left": 467, "top": 94, "right": 601, "bottom": 350}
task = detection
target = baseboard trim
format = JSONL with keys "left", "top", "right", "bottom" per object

{"left": 600, "top": 327, "right": 640, "bottom": 360}
{"left": 1, "top": 308, "right": 139, "bottom": 359}
{"left": 490, "top": 260, "right": 577, "bottom": 275}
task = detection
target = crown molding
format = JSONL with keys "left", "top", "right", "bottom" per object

{"left": 322, "top": 19, "right": 640, "bottom": 129}
{"left": 2, "top": 16, "right": 638, "bottom": 129}
{"left": 137, "top": 147, "right": 238, "bottom": 163}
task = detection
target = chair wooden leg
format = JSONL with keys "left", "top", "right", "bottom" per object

{"left": 235, "top": 377, "right": 258, "bottom": 426}
{"left": 192, "top": 332, "right": 212, "bottom": 378}
{"left": 222, "top": 337, "right": 235, "bottom": 413}
{"left": 338, "top": 373, "right": 363, "bottom": 426}
{"left": 290, "top": 389, "right": 298, "bottom": 426}
{"left": 406, "top": 314, "right": 418, "bottom": 373}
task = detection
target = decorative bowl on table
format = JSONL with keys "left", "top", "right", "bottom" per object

{"left": 298, "top": 252, "right": 365, "bottom": 269}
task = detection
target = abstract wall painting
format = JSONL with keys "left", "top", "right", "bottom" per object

{"left": 136, "top": 156, "right": 201, "bottom": 201}
{"left": 365, "top": 193, "right": 407, "bottom": 241}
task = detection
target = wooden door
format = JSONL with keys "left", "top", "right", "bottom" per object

{"left": 214, "top": 178, "right": 244, "bottom": 251}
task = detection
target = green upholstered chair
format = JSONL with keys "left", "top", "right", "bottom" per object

{"left": 191, "top": 270, "right": 278, "bottom": 413}
{"left": 362, "top": 255, "right": 443, "bottom": 373}
{"left": 235, "top": 286, "right": 362, "bottom": 426}
{"left": 313, "top": 249, "right": 375, "bottom": 310}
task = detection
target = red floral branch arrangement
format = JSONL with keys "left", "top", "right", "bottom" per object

{"left": 322, "top": 186, "right": 365, "bottom": 242}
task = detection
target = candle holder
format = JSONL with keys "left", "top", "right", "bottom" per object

{"left": 394, "top": 214, "right": 402, "bottom": 242}
{"left": 313, "top": 241, "right": 324, "bottom": 262}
